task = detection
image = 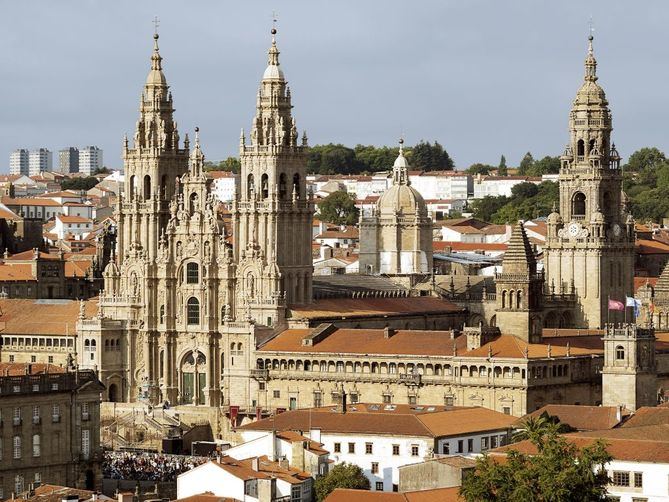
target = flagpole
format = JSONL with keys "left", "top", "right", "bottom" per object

{"left": 607, "top": 296, "right": 610, "bottom": 327}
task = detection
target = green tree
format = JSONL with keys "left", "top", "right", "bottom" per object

{"left": 410, "top": 140, "right": 454, "bottom": 171}
{"left": 61, "top": 177, "right": 100, "bottom": 191}
{"left": 317, "top": 191, "right": 359, "bottom": 225}
{"left": 518, "top": 152, "right": 534, "bottom": 175}
{"left": 354, "top": 144, "right": 401, "bottom": 172}
{"left": 466, "top": 163, "right": 495, "bottom": 176}
{"left": 528, "top": 156, "right": 560, "bottom": 176}
{"left": 315, "top": 463, "right": 370, "bottom": 502}
{"left": 204, "top": 157, "right": 241, "bottom": 173}
{"left": 498, "top": 155, "right": 508, "bottom": 176}
{"left": 460, "top": 428, "right": 611, "bottom": 502}
{"left": 512, "top": 412, "right": 576, "bottom": 444}
{"left": 625, "top": 147, "right": 666, "bottom": 172}
{"left": 470, "top": 196, "right": 509, "bottom": 222}
{"left": 307, "top": 144, "right": 361, "bottom": 174}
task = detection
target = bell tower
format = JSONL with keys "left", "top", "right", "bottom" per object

{"left": 544, "top": 35, "right": 634, "bottom": 328}
{"left": 117, "top": 31, "right": 189, "bottom": 263}
{"left": 233, "top": 26, "right": 313, "bottom": 325}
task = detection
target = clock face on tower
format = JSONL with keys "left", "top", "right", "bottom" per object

{"left": 568, "top": 222, "right": 581, "bottom": 237}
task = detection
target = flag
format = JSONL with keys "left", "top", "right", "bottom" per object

{"left": 626, "top": 296, "right": 641, "bottom": 317}
{"left": 608, "top": 299, "right": 624, "bottom": 311}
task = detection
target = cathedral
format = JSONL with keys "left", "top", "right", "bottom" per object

{"left": 72, "top": 28, "right": 666, "bottom": 423}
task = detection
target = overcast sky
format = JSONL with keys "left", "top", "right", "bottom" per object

{"left": 1, "top": 1, "right": 667, "bottom": 171}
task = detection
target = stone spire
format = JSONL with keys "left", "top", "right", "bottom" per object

{"left": 189, "top": 127, "right": 204, "bottom": 176}
{"left": 501, "top": 222, "right": 536, "bottom": 276}
{"left": 584, "top": 35, "right": 597, "bottom": 82}
{"left": 131, "top": 32, "right": 180, "bottom": 152}
{"left": 392, "top": 139, "right": 410, "bottom": 185}
{"left": 656, "top": 260, "right": 669, "bottom": 299}
{"left": 248, "top": 26, "right": 299, "bottom": 148}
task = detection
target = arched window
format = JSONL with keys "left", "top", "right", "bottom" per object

{"left": 160, "top": 174, "right": 168, "bottom": 199}
{"left": 90, "top": 339, "right": 96, "bottom": 351}
{"left": 186, "top": 263, "right": 199, "bottom": 284}
{"left": 15, "top": 474, "right": 24, "bottom": 494}
{"left": 13, "top": 435, "right": 21, "bottom": 459}
{"left": 32, "top": 434, "right": 40, "bottom": 457}
{"left": 517, "top": 291, "right": 522, "bottom": 309}
{"left": 129, "top": 175, "right": 136, "bottom": 199}
{"left": 501, "top": 290, "right": 507, "bottom": 309}
{"left": 189, "top": 192, "right": 197, "bottom": 214}
{"left": 159, "top": 305, "right": 165, "bottom": 324}
{"left": 279, "top": 173, "right": 287, "bottom": 199}
{"left": 572, "top": 192, "right": 586, "bottom": 217}
{"left": 616, "top": 345, "right": 625, "bottom": 360}
{"left": 261, "top": 174, "right": 269, "bottom": 199}
{"left": 577, "top": 139, "right": 585, "bottom": 157}
{"left": 247, "top": 174, "right": 255, "bottom": 198}
{"left": 186, "top": 297, "right": 200, "bottom": 325}
{"left": 292, "top": 173, "right": 300, "bottom": 198}
{"left": 589, "top": 138, "right": 596, "bottom": 154}
{"left": 143, "top": 175, "right": 151, "bottom": 200}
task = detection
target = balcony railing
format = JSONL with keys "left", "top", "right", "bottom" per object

{"left": 399, "top": 373, "right": 422, "bottom": 386}
{"left": 250, "top": 369, "right": 269, "bottom": 381}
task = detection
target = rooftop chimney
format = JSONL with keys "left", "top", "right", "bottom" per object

{"left": 252, "top": 457, "right": 260, "bottom": 472}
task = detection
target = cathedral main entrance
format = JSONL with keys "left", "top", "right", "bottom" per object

{"left": 180, "top": 351, "right": 206, "bottom": 405}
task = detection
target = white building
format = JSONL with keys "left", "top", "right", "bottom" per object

{"left": 238, "top": 403, "right": 516, "bottom": 492}
{"left": 53, "top": 214, "right": 93, "bottom": 240}
{"left": 177, "top": 455, "right": 315, "bottom": 502}
{"left": 314, "top": 225, "right": 359, "bottom": 249}
{"left": 9, "top": 149, "right": 29, "bottom": 176}
{"left": 471, "top": 175, "right": 542, "bottom": 199}
{"left": 78, "top": 146, "right": 103, "bottom": 175}
{"left": 408, "top": 171, "right": 472, "bottom": 200}
{"left": 28, "top": 148, "right": 52, "bottom": 176}
{"left": 209, "top": 171, "right": 238, "bottom": 202}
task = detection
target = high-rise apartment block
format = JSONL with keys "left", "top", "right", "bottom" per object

{"left": 28, "top": 148, "right": 52, "bottom": 176}
{"left": 78, "top": 146, "right": 103, "bottom": 175}
{"left": 58, "top": 147, "right": 79, "bottom": 173}
{"left": 9, "top": 149, "right": 29, "bottom": 176}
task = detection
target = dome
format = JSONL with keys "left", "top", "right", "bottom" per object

{"left": 263, "top": 64, "right": 284, "bottom": 80}
{"left": 393, "top": 151, "right": 410, "bottom": 170}
{"left": 377, "top": 184, "right": 427, "bottom": 215}
{"left": 547, "top": 211, "right": 562, "bottom": 225}
{"left": 146, "top": 68, "right": 167, "bottom": 86}
{"left": 573, "top": 81, "right": 607, "bottom": 106}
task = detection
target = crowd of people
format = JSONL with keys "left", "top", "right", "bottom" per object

{"left": 103, "top": 451, "right": 208, "bottom": 482}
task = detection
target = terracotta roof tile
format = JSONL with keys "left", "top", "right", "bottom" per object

{"left": 518, "top": 405, "right": 625, "bottom": 430}
{"left": 2, "top": 197, "right": 62, "bottom": 207}
{"left": 289, "top": 297, "right": 463, "bottom": 320}
{"left": 0, "top": 363, "right": 66, "bottom": 376}
{"left": 326, "top": 488, "right": 463, "bottom": 502}
{"left": 0, "top": 263, "right": 36, "bottom": 281}
{"left": 176, "top": 493, "right": 239, "bottom": 502}
{"left": 58, "top": 214, "right": 92, "bottom": 224}
{"left": 0, "top": 298, "right": 98, "bottom": 335}
{"left": 621, "top": 406, "right": 669, "bottom": 428}
{"left": 239, "top": 404, "right": 514, "bottom": 438}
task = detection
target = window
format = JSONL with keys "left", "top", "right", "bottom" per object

{"left": 467, "top": 438, "right": 473, "bottom": 452}
{"left": 634, "top": 472, "right": 643, "bottom": 488}
{"left": 383, "top": 394, "right": 392, "bottom": 404}
{"left": 408, "top": 395, "right": 417, "bottom": 405}
{"left": 375, "top": 482, "right": 384, "bottom": 491}
{"left": 616, "top": 345, "right": 625, "bottom": 360}
{"left": 392, "top": 444, "right": 400, "bottom": 456}
{"left": 350, "top": 392, "right": 359, "bottom": 404}
{"left": 365, "top": 442, "right": 373, "bottom": 454}
{"left": 371, "top": 462, "right": 379, "bottom": 474}
{"left": 51, "top": 383, "right": 58, "bottom": 391}
{"left": 13, "top": 436, "right": 21, "bottom": 459}
{"left": 411, "top": 444, "right": 419, "bottom": 457}
{"left": 82, "top": 402, "right": 90, "bottom": 421}
{"left": 31, "top": 355, "right": 36, "bottom": 363}
{"left": 34, "top": 472, "right": 41, "bottom": 485}
{"left": 445, "top": 396, "right": 454, "bottom": 407}
{"left": 612, "top": 471, "right": 630, "bottom": 487}
{"left": 48, "top": 356, "right": 53, "bottom": 364}
{"left": 442, "top": 442, "right": 450, "bottom": 455}
{"left": 334, "top": 442, "right": 341, "bottom": 453}
{"left": 258, "top": 382, "right": 266, "bottom": 391}
{"left": 273, "top": 390, "right": 280, "bottom": 399}
{"left": 13, "top": 407, "right": 21, "bottom": 426}
{"left": 186, "top": 297, "right": 199, "bottom": 325}
{"left": 32, "top": 434, "right": 40, "bottom": 457}
{"left": 314, "top": 392, "right": 322, "bottom": 407}
{"left": 82, "top": 429, "right": 90, "bottom": 459}
{"left": 503, "top": 406, "right": 511, "bottom": 415}
{"left": 186, "top": 262, "right": 199, "bottom": 284}
{"left": 457, "top": 440, "right": 463, "bottom": 453}
{"left": 14, "top": 475, "right": 24, "bottom": 495}
{"left": 348, "top": 443, "right": 355, "bottom": 454}
{"left": 9, "top": 355, "right": 14, "bottom": 362}
{"left": 52, "top": 404, "right": 60, "bottom": 422}
{"left": 32, "top": 406, "right": 40, "bottom": 424}
{"left": 291, "top": 485, "right": 301, "bottom": 501}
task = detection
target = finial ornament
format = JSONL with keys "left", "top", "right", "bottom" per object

{"left": 398, "top": 137, "right": 404, "bottom": 155}
{"left": 271, "top": 11, "right": 278, "bottom": 40}
{"left": 153, "top": 15, "right": 160, "bottom": 37}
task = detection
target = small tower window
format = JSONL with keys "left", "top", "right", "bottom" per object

{"left": 577, "top": 139, "right": 585, "bottom": 157}
{"left": 189, "top": 192, "right": 197, "bottom": 213}
{"left": 293, "top": 173, "right": 300, "bottom": 198}
{"left": 159, "top": 305, "right": 165, "bottom": 324}
{"left": 247, "top": 174, "right": 255, "bottom": 199}
{"left": 186, "top": 263, "right": 199, "bottom": 284}
{"left": 572, "top": 192, "right": 586, "bottom": 217}
{"left": 516, "top": 291, "right": 522, "bottom": 309}
{"left": 160, "top": 174, "right": 168, "bottom": 199}
{"left": 261, "top": 174, "right": 269, "bottom": 199}
{"left": 186, "top": 297, "right": 200, "bottom": 325}
{"left": 143, "top": 175, "right": 151, "bottom": 200}
{"left": 129, "top": 175, "right": 136, "bottom": 199}
{"left": 615, "top": 345, "right": 625, "bottom": 360}
{"left": 279, "top": 173, "right": 287, "bottom": 199}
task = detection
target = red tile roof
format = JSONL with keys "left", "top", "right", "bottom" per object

{"left": 518, "top": 405, "right": 626, "bottom": 431}
{"left": 326, "top": 487, "right": 463, "bottom": 502}
{"left": 0, "top": 363, "right": 66, "bottom": 376}
{"left": 0, "top": 298, "right": 98, "bottom": 335}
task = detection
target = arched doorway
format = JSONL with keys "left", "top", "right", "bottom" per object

{"left": 85, "top": 470, "right": 95, "bottom": 490}
{"left": 181, "top": 351, "right": 206, "bottom": 405}
{"left": 108, "top": 383, "right": 118, "bottom": 403}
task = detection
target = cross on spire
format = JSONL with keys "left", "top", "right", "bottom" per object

{"left": 588, "top": 16, "right": 595, "bottom": 39}
{"left": 153, "top": 16, "right": 160, "bottom": 36}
